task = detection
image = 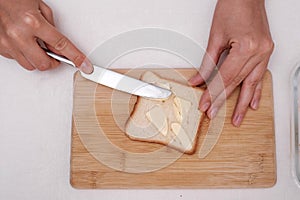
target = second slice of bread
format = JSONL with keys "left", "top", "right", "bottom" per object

{"left": 125, "top": 71, "right": 204, "bottom": 154}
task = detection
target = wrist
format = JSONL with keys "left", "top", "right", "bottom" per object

{"left": 217, "top": 0, "right": 265, "bottom": 5}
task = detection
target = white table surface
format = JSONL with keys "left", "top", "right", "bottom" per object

{"left": 1, "top": 0, "right": 300, "bottom": 199}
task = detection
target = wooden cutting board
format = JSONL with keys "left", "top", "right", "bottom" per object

{"left": 70, "top": 68, "right": 276, "bottom": 189}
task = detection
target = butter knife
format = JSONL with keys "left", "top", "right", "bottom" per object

{"left": 44, "top": 49, "right": 172, "bottom": 99}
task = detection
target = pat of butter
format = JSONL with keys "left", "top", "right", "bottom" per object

{"left": 155, "top": 82, "right": 170, "bottom": 90}
{"left": 146, "top": 105, "right": 168, "bottom": 136}
{"left": 171, "top": 123, "right": 192, "bottom": 150}
{"left": 173, "top": 97, "right": 192, "bottom": 122}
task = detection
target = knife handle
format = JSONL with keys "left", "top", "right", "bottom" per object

{"left": 43, "top": 48, "right": 76, "bottom": 67}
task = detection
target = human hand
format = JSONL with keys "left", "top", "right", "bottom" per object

{"left": 189, "top": 0, "right": 274, "bottom": 127}
{"left": 0, "top": 0, "right": 93, "bottom": 73}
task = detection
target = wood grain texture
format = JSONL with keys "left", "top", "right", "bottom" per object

{"left": 70, "top": 68, "right": 276, "bottom": 189}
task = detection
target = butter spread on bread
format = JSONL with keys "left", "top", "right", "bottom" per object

{"left": 125, "top": 71, "right": 204, "bottom": 154}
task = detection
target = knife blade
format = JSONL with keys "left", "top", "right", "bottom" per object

{"left": 44, "top": 49, "right": 172, "bottom": 99}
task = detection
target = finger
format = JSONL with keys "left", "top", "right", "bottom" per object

{"left": 0, "top": 37, "right": 13, "bottom": 59}
{"left": 45, "top": 43, "right": 61, "bottom": 56}
{"left": 13, "top": 51, "right": 36, "bottom": 71}
{"left": 188, "top": 36, "right": 226, "bottom": 86}
{"left": 249, "top": 55, "right": 271, "bottom": 111}
{"left": 250, "top": 80, "right": 263, "bottom": 110}
{"left": 34, "top": 18, "right": 93, "bottom": 74}
{"left": 1, "top": 43, "right": 35, "bottom": 70}
{"left": 205, "top": 54, "right": 264, "bottom": 119}
{"left": 198, "top": 51, "right": 249, "bottom": 112}
{"left": 207, "top": 58, "right": 259, "bottom": 119}
{"left": 39, "top": 1, "right": 55, "bottom": 26}
{"left": 36, "top": 38, "right": 61, "bottom": 56}
{"left": 19, "top": 39, "right": 60, "bottom": 71}
{"left": 0, "top": 53, "right": 13, "bottom": 59}
{"left": 231, "top": 61, "right": 267, "bottom": 127}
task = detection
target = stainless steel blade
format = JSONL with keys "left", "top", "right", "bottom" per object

{"left": 80, "top": 65, "right": 172, "bottom": 99}
{"left": 44, "top": 49, "right": 171, "bottom": 99}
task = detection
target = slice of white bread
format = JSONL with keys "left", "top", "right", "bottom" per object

{"left": 125, "top": 71, "right": 204, "bottom": 154}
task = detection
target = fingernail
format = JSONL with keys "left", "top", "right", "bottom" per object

{"left": 199, "top": 102, "right": 210, "bottom": 112}
{"left": 80, "top": 59, "right": 94, "bottom": 74}
{"left": 233, "top": 114, "right": 243, "bottom": 127}
{"left": 251, "top": 100, "right": 258, "bottom": 110}
{"left": 209, "top": 107, "right": 218, "bottom": 119}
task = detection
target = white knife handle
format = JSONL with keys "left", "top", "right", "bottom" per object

{"left": 43, "top": 48, "right": 76, "bottom": 67}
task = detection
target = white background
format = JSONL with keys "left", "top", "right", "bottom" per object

{"left": 1, "top": 0, "right": 300, "bottom": 199}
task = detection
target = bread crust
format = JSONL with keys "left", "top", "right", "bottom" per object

{"left": 124, "top": 71, "right": 204, "bottom": 154}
